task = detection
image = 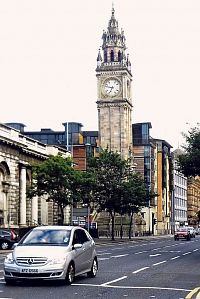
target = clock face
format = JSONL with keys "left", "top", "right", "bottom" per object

{"left": 103, "top": 78, "right": 121, "bottom": 97}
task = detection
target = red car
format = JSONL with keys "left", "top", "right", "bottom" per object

{"left": 174, "top": 227, "right": 191, "bottom": 241}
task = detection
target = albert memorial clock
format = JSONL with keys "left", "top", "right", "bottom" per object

{"left": 96, "top": 6, "right": 133, "bottom": 159}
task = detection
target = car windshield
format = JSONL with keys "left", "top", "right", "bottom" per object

{"left": 20, "top": 229, "right": 71, "bottom": 246}
{"left": 177, "top": 227, "right": 188, "bottom": 232}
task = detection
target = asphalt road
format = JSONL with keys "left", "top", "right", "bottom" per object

{"left": 0, "top": 236, "right": 200, "bottom": 299}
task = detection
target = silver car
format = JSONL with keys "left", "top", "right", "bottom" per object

{"left": 4, "top": 226, "right": 98, "bottom": 285}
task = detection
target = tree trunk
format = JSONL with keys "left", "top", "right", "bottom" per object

{"left": 120, "top": 214, "right": 123, "bottom": 239}
{"left": 129, "top": 211, "right": 133, "bottom": 239}
{"left": 58, "top": 204, "right": 64, "bottom": 225}
{"left": 111, "top": 212, "right": 115, "bottom": 241}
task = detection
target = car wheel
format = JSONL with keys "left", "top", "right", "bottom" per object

{"left": 1, "top": 241, "right": 10, "bottom": 250}
{"left": 65, "top": 263, "right": 75, "bottom": 285}
{"left": 87, "top": 258, "right": 98, "bottom": 278}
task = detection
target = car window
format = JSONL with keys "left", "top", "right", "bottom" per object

{"left": 72, "top": 229, "right": 89, "bottom": 245}
{"left": 21, "top": 229, "right": 71, "bottom": 245}
{"left": 1, "top": 231, "right": 10, "bottom": 236}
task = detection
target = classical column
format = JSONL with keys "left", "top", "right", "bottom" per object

{"left": 19, "top": 165, "right": 26, "bottom": 227}
{"left": 31, "top": 195, "right": 38, "bottom": 225}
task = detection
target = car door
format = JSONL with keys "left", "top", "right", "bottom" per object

{"left": 72, "top": 229, "right": 92, "bottom": 274}
{"left": 78, "top": 229, "right": 93, "bottom": 272}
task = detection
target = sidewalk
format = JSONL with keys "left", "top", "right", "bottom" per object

{"left": 94, "top": 234, "right": 173, "bottom": 245}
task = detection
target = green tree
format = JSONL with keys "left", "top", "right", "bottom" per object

{"left": 178, "top": 126, "right": 200, "bottom": 177}
{"left": 121, "top": 172, "right": 148, "bottom": 239}
{"left": 88, "top": 149, "right": 128, "bottom": 240}
{"left": 27, "top": 154, "right": 83, "bottom": 225}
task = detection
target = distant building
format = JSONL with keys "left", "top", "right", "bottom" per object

{"left": 5, "top": 122, "right": 99, "bottom": 171}
{"left": 172, "top": 149, "right": 188, "bottom": 231}
{"left": 187, "top": 176, "right": 200, "bottom": 226}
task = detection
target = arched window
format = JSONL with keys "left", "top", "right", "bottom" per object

{"left": 118, "top": 51, "right": 122, "bottom": 62}
{"left": 110, "top": 50, "right": 114, "bottom": 62}
{"left": 104, "top": 51, "right": 107, "bottom": 63}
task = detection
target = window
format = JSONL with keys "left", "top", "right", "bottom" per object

{"left": 72, "top": 229, "right": 89, "bottom": 245}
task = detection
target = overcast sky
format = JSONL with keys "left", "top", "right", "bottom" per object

{"left": 0, "top": 0, "right": 200, "bottom": 149}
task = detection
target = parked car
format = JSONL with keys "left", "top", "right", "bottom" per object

{"left": 174, "top": 227, "right": 191, "bottom": 241}
{"left": 4, "top": 225, "right": 98, "bottom": 285}
{"left": 0, "top": 229, "right": 18, "bottom": 250}
{"left": 187, "top": 226, "right": 196, "bottom": 238}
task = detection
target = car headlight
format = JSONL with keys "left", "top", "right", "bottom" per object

{"left": 48, "top": 257, "right": 66, "bottom": 265}
{"left": 4, "top": 253, "right": 15, "bottom": 265}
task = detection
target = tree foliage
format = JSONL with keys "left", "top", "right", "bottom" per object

{"left": 87, "top": 149, "right": 147, "bottom": 240}
{"left": 178, "top": 126, "right": 200, "bottom": 177}
{"left": 27, "top": 154, "right": 84, "bottom": 225}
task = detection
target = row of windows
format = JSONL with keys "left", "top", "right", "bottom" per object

{"left": 175, "top": 174, "right": 187, "bottom": 186}
{"left": 174, "top": 187, "right": 187, "bottom": 197}
{"left": 174, "top": 197, "right": 187, "bottom": 207}
{"left": 175, "top": 210, "right": 187, "bottom": 218}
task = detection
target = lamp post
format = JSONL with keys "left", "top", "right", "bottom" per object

{"left": 85, "top": 143, "right": 91, "bottom": 231}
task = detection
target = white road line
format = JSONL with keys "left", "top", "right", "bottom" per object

{"left": 153, "top": 260, "right": 167, "bottom": 266}
{"left": 182, "top": 252, "right": 191, "bottom": 256}
{"left": 111, "top": 247, "right": 124, "bottom": 250}
{"left": 98, "top": 258, "right": 110, "bottom": 261}
{"left": 97, "top": 252, "right": 111, "bottom": 256}
{"left": 150, "top": 254, "right": 161, "bottom": 257}
{"left": 135, "top": 251, "right": 147, "bottom": 255}
{"left": 132, "top": 267, "right": 149, "bottom": 274}
{"left": 100, "top": 276, "right": 127, "bottom": 286}
{"left": 72, "top": 283, "right": 191, "bottom": 292}
{"left": 152, "top": 248, "right": 161, "bottom": 251}
{"left": 111, "top": 254, "right": 129, "bottom": 258}
{"left": 170, "top": 256, "right": 180, "bottom": 260}
{"left": 193, "top": 249, "right": 199, "bottom": 252}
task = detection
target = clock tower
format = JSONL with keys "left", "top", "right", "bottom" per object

{"left": 96, "top": 6, "right": 133, "bottom": 159}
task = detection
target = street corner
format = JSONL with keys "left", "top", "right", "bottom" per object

{"left": 185, "top": 287, "right": 200, "bottom": 299}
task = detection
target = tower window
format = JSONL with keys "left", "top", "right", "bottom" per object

{"left": 118, "top": 51, "right": 122, "bottom": 62}
{"left": 110, "top": 50, "right": 114, "bottom": 62}
{"left": 104, "top": 52, "right": 107, "bottom": 63}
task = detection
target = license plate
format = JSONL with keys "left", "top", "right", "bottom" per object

{"left": 20, "top": 268, "right": 39, "bottom": 273}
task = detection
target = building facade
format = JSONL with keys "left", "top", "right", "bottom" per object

{"left": 172, "top": 149, "right": 188, "bottom": 231}
{"left": 6, "top": 122, "right": 98, "bottom": 171}
{"left": 187, "top": 176, "right": 200, "bottom": 226}
{"left": 0, "top": 123, "right": 70, "bottom": 228}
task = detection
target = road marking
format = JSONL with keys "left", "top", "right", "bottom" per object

{"left": 185, "top": 287, "right": 200, "bottom": 299}
{"left": 170, "top": 256, "right": 180, "bottom": 260}
{"left": 100, "top": 276, "right": 127, "bottom": 286}
{"left": 149, "top": 254, "right": 161, "bottom": 257}
{"left": 97, "top": 252, "right": 111, "bottom": 256}
{"left": 98, "top": 258, "right": 110, "bottom": 261}
{"left": 152, "top": 247, "right": 161, "bottom": 251}
{"left": 193, "top": 249, "right": 199, "bottom": 252}
{"left": 153, "top": 260, "right": 166, "bottom": 266}
{"left": 72, "top": 283, "right": 191, "bottom": 292}
{"left": 135, "top": 251, "right": 147, "bottom": 255}
{"left": 182, "top": 252, "right": 191, "bottom": 256}
{"left": 111, "top": 254, "right": 129, "bottom": 258}
{"left": 132, "top": 267, "right": 149, "bottom": 274}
